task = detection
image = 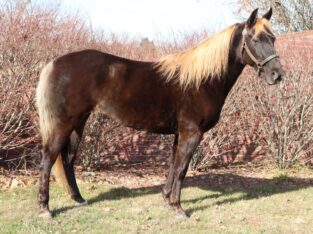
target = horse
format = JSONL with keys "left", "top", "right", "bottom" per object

{"left": 36, "top": 8, "right": 283, "bottom": 218}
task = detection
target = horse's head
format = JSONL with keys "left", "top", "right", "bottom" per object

{"left": 241, "top": 8, "right": 284, "bottom": 85}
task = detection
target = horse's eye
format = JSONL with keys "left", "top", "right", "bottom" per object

{"left": 252, "top": 38, "right": 259, "bottom": 43}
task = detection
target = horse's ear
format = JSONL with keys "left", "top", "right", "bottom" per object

{"left": 263, "top": 7, "right": 272, "bottom": 20}
{"left": 246, "top": 8, "right": 258, "bottom": 28}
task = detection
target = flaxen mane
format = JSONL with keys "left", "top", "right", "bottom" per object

{"left": 155, "top": 24, "right": 237, "bottom": 89}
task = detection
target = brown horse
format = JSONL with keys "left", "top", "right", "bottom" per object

{"left": 36, "top": 8, "right": 283, "bottom": 218}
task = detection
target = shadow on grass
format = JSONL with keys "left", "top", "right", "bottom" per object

{"left": 53, "top": 173, "right": 313, "bottom": 217}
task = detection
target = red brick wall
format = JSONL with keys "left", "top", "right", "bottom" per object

{"left": 277, "top": 30, "right": 313, "bottom": 66}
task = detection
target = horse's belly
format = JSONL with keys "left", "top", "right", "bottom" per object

{"left": 96, "top": 100, "right": 176, "bottom": 134}
{"left": 96, "top": 100, "right": 123, "bottom": 123}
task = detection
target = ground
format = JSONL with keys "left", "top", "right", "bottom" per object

{"left": 0, "top": 161, "right": 313, "bottom": 233}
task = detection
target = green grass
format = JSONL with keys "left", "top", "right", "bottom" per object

{"left": 0, "top": 177, "right": 313, "bottom": 234}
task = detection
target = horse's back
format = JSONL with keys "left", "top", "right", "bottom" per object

{"left": 37, "top": 50, "right": 178, "bottom": 134}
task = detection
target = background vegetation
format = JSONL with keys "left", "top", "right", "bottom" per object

{"left": 235, "top": 0, "right": 313, "bottom": 32}
{"left": 0, "top": 0, "right": 312, "bottom": 171}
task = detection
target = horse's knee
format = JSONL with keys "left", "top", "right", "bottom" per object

{"left": 39, "top": 147, "right": 55, "bottom": 170}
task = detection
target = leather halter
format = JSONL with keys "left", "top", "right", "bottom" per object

{"left": 241, "top": 39, "right": 279, "bottom": 75}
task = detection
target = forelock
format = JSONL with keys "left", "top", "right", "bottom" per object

{"left": 254, "top": 18, "right": 275, "bottom": 37}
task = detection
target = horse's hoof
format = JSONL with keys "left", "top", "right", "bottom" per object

{"left": 39, "top": 210, "right": 52, "bottom": 219}
{"left": 175, "top": 210, "right": 189, "bottom": 219}
{"left": 75, "top": 200, "right": 88, "bottom": 207}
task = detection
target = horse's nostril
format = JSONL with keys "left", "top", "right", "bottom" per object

{"left": 271, "top": 71, "right": 282, "bottom": 81}
{"left": 276, "top": 75, "right": 282, "bottom": 81}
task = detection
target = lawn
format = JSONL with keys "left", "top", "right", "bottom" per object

{"left": 0, "top": 166, "right": 313, "bottom": 234}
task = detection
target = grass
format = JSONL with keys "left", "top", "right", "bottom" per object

{"left": 0, "top": 174, "right": 313, "bottom": 234}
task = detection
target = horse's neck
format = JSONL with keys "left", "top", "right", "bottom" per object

{"left": 224, "top": 24, "right": 246, "bottom": 95}
{"left": 224, "top": 63, "right": 245, "bottom": 95}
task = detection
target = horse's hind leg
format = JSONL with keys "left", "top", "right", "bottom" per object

{"left": 60, "top": 115, "right": 89, "bottom": 205}
{"left": 38, "top": 133, "right": 69, "bottom": 218}
{"left": 162, "top": 134, "right": 178, "bottom": 204}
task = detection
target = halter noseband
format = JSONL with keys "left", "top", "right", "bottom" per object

{"left": 241, "top": 39, "right": 279, "bottom": 75}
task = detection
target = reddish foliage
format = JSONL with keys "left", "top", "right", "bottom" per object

{"left": 1, "top": 0, "right": 312, "bottom": 170}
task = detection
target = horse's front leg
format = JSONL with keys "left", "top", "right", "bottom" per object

{"left": 169, "top": 123, "right": 202, "bottom": 218}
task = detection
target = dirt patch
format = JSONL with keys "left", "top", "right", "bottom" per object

{"left": 1, "top": 161, "right": 313, "bottom": 190}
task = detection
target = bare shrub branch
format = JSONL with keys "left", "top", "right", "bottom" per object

{"left": 234, "top": 0, "right": 313, "bottom": 33}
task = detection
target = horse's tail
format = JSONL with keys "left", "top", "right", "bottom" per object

{"left": 52, "top": 154, "right": 70, "bottom": 192}
{"left": 36, "top": 61, "right": 70, "bottom": 191}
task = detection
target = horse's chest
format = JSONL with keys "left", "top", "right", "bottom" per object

{"left": 197, "top": 98, "right": 225, "bottom": 132}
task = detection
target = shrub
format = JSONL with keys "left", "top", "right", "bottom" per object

{"left": 0, "top": 0, "right": 106, "bottom": 168}
{"left": 249, "top": 64, "right": 313, "bottom": 168}
{"left": 0, "top": 0, "right": 205, "bottom": 169}
{"left": 1, "top": 0, "right": 312, "bottom": 171}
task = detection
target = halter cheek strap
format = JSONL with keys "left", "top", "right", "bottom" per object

{"left": 241, "top": 40, "right": 279, "bottom": 75}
